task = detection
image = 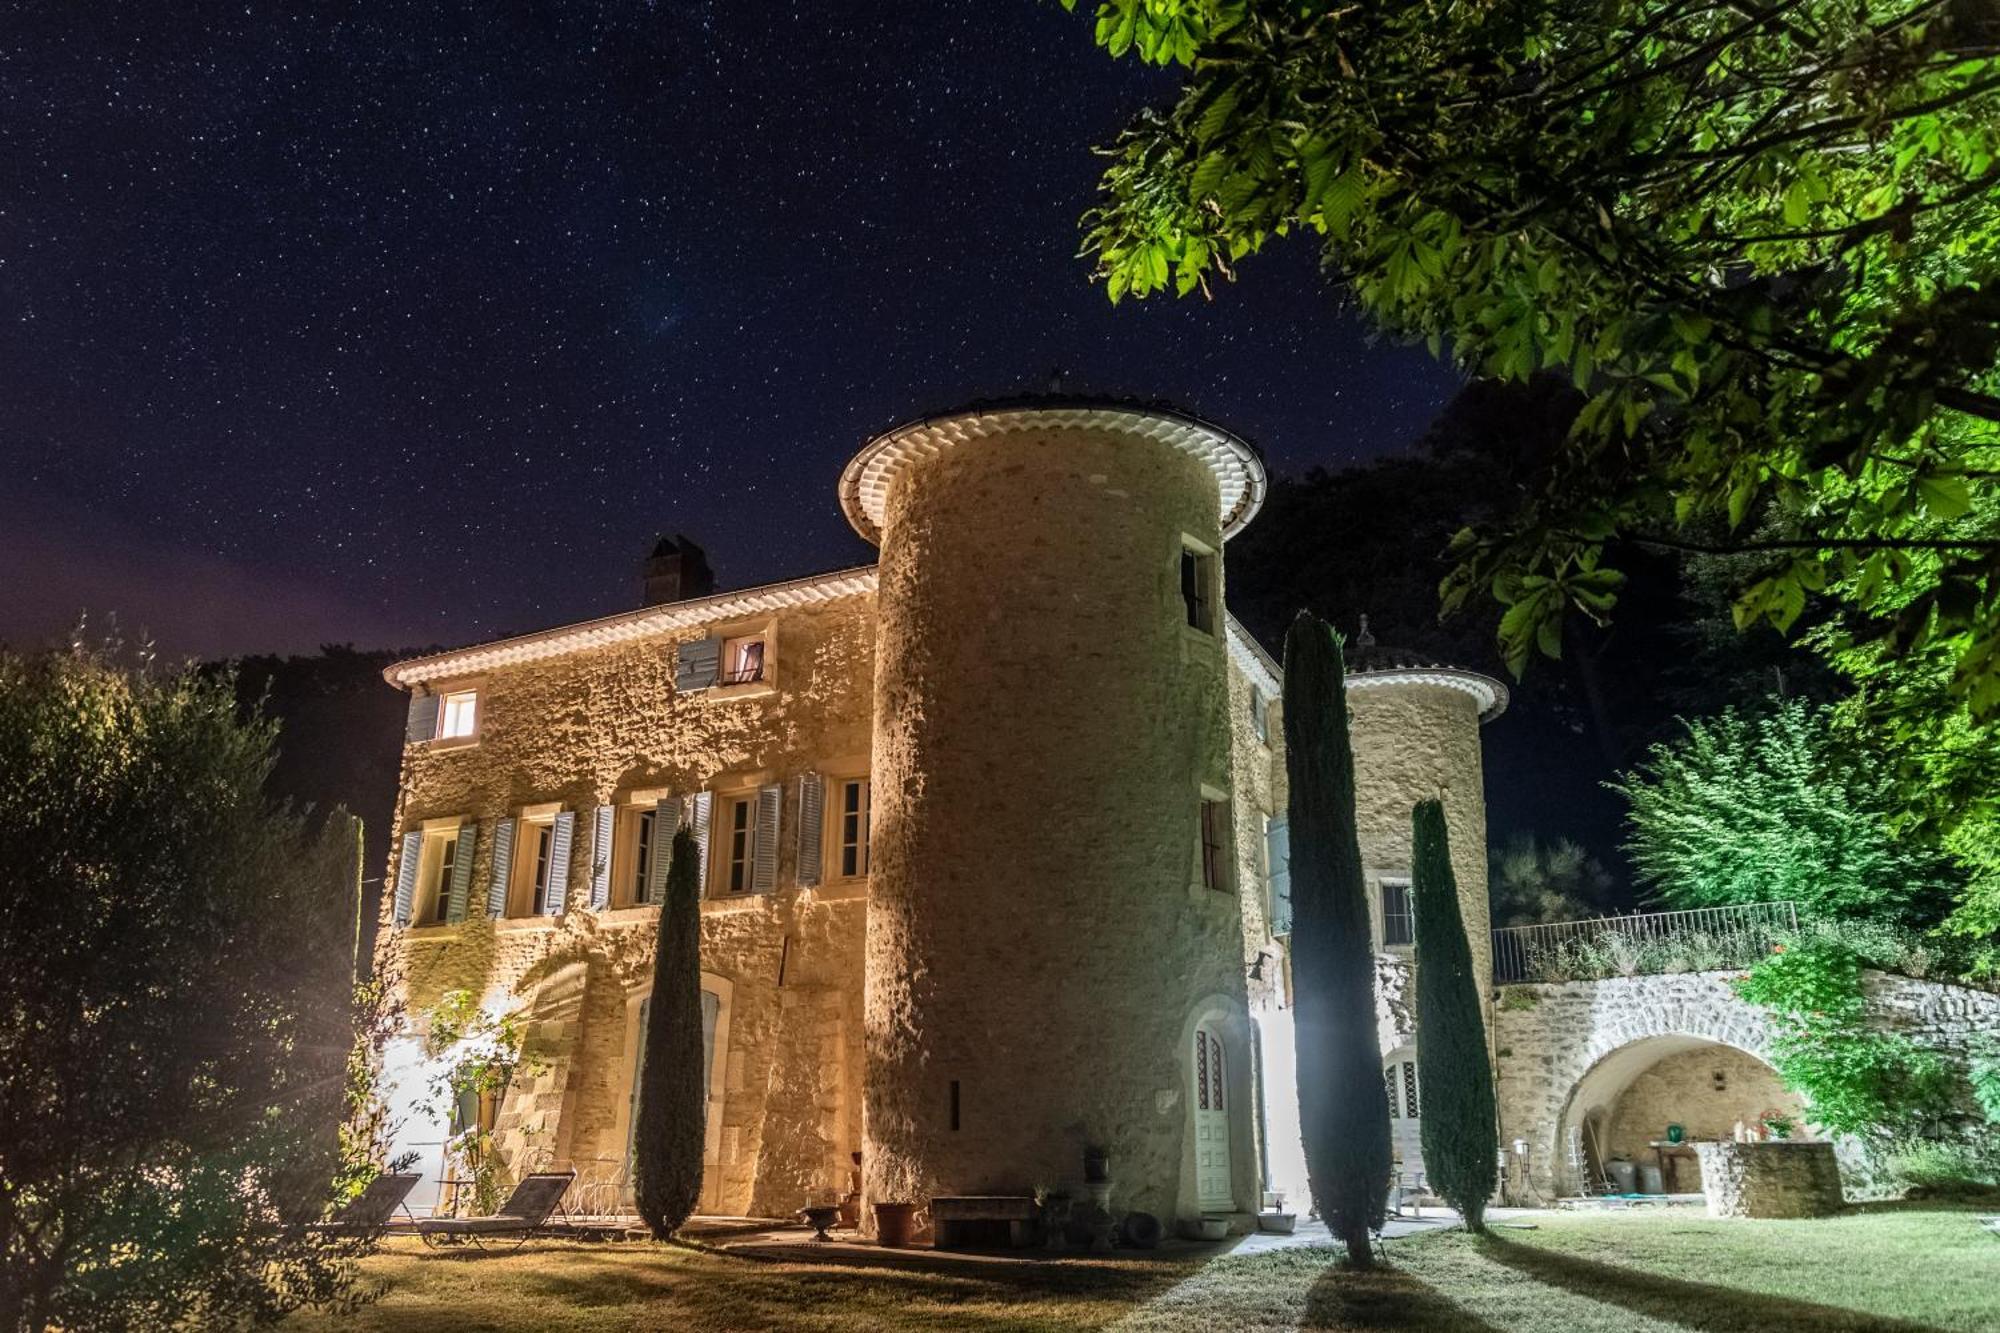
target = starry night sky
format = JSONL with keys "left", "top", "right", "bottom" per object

{"left": 2, "top": 2, "right": 1459, "bottom": 660}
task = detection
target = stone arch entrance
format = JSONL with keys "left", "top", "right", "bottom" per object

{"left": 1176, "top": 995, "right": 1258, "bottom": 1222}
{"left": 1556, "top": 1034, "right": 1800, "bottom": 1196}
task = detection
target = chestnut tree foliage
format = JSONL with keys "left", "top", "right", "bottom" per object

{"left": 1065, "top": 0, "right": 2000, "bottom": 712}
{"left": 0, "top": 650, "right": 374, "bottom": 1331}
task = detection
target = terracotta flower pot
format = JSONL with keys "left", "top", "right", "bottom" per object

{"left": 874, "top": 1202, "right": 918, "bottom": 1248}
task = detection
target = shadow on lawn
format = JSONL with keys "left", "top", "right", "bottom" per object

{"left": 1476, "top": 1232, "right": 1953, "bottom": 1333}
{"left": 1301, "top": 1262, "right": 1505, "bottom": 1332}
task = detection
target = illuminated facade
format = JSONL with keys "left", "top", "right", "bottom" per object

{"left": 376, "top": 400, "right": 1503, "bottom": 1229}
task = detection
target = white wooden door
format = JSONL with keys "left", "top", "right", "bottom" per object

{"left": 1193, "top": 1027, "right": 1233, "bottom": 1211}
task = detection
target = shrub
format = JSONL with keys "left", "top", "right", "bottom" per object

{"left": 1880, "top": 1138, "right": 2000, "bottom": 1197}
{"left": 1412, "top": 799, "right": 1497, "bottom": 1231}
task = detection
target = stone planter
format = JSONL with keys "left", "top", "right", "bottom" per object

{"left": 1691, "top": 1140, "right": 1842, "bottom": 1219}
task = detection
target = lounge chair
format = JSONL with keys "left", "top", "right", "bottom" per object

{"left": 415, "top": 1171, "right": 576, "bottom": 1251}
{"left": 319, "top": 1172, "right": 421, "bottom": 1235}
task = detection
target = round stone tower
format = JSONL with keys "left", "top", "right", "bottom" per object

{"left": 1345, "top": 623, "right": 1508, "bottom": 996}
{"left": 840, "top": 401, "right": 1266, "bottom": 1228}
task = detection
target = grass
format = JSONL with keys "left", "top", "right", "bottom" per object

{"left": 289, "top": 1204, "right": 2000, "bottom": 1332}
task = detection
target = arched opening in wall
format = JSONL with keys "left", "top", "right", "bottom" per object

{"left": 612, "top": 973, "right": 733, "bottom": 1214}
{"left": 1557, "top": 1035, "right": 1803, "bottom": 1197}
{"left": 1382, "top": 1045, "right": 1424, "bottom": 1186}
{"left": 1191, "top": 1025, "right": 1234, "bottom": 1211}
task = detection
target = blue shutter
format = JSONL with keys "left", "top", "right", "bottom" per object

{"left": 796, "top": 773, "right": 824, "bottom": 887}
{"left": 646, "top": 797, "right": 681, "bottom": 904}
{"left": 1266, "top": 816, "right": 1292, "bottom": 936}
{"left": 675, "top": 637, "right": 722, "bottom": 693}
{"left": 446, "top": 821, "right": 479, "bottom": 923}
{"left": 687, "top": 792, "right": 713, "bottom": 899}
{"left": 487, "top": 817, "right": 516, "bottom": 918}
{"left": 392, "top": 831, "right": 423, "bottom": 926}
{"left": 589, "top": 805, "right": 615, "bottom": 910}
{"left": 751, "top": 783, "right": 782, "bottom": 894}
{"left": 544, "top": 812, "right": 576, "bottom": 915}
{"left": 405, "top": 693, "right": 439, "bottom": 744}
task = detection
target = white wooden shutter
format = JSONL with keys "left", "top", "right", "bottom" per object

{"left": 392, "top": 831, "right": 423, "bottom": 926}
{"left": 795, "top": 772, "right": 824, "bottom": 888}
{"left": 646, "top": 797, "right": 681, "bottom": 904}
{"left": 405, "top": 693, "right": 439, "bottom": 744}
{"left": 544, "top": 812, "right": 576, "bottom": 915}
{"left": 486, "top": 817, "right": 516, "bottom": 917}
{"left": 674, "top": 637, "right": 722, "bottom": 692}
{"left": 446, "top": 821, "right": 479, "bottom": 923}
{"left": 1266, "top": 816, "right": 1292, "bottom": 936}
{"left": 751, "top": 783, "right": 782, "bottom": 894}
{"left": 589, "top": 805, "right": 615, "bottom": 910}
{"left": 687, "top": 791, "right": 713, "bottom": 899}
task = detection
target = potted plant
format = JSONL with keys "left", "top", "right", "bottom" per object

{"left": 874, "top": 1201, "right": 918, "bottom": 1248}
{"left": 1259, "top": 1189, "right": 1296, "bottom": 1234}
{"left": 1760, "top": 1110, "right": 1797, "bottom": 1140}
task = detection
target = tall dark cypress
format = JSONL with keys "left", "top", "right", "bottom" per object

{"left": 1411, "top": 798, "right": 1497, "bottom": 1231}
{"left": 1283, "top": 611, "right": 1390, "bottom": 1266}
{"left": 635, "top": 825, "right": 705, "bottom": 1238}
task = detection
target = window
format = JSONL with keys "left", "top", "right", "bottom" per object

{"left": 416, "top": 827, "right": 461, "bottom": 925}
{"left": 512, "top": 820, "right": 555, "bottom": 917}
{"left": 1200, "top": 799, "right": 1231, "bottom": 893}
{"left": 617, "top": 807, "right": 657, "bottom": 906}
{"left": 719, "top": 796, "right": 754, "bottom": 896}
{"left": 1380, "top": 878, "right": 1414, "bottom": 947}
{"left": 721, "top": 634, "right": 766, "bottom": 686}
{"left": 1249, "top": 686, "right": 1270, "bottom": 744}
{"left": 1180, "top": 545, "right": 1215, "bottom": 633}
{"left": 836, "top": 777, "right": 871, "bottom": 879}
{"left": 1402, "top": 1060, "right": 1421, "bottom": 1118}
{"left": 1385, "top": 1060, "right": 1420, "bottom": 1118}
{"left": 1385, "top": 1066, "right": 1400, "bottom": 1119}
{"left": 438, "top": 690, "right": 478, "bottom": 740}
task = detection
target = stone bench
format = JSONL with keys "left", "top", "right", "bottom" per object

{"left": 931, "top": 1195, "right": 1039, "bottom": 1249}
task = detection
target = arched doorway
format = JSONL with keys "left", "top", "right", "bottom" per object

{"left": 1192, "top": 1025, "right": 1233, "bottom": 1211}
{"left": 615, "top": 973, "right": 733, "bottom": 1212}
{"left": 1557, "top": 1035, "right": 1802, "bottom": 1195}
{"left": 1382, "top": 1045, "right": 1423, "bottom": 1181}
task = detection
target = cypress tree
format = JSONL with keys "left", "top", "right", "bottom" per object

{"left": 635, "top": 825, "right": 705, "bottom": 1238}
{"left": 1283, "top": 611, "right": 1390, "bottom": 1267}
{"left": 1411, "top": 798, "right": 1497, "bottom": 1232}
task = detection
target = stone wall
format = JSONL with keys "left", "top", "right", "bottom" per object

{"left": 1493, "top": 968, "right": 2000, "bottom": 1202}
{"left": 864, "top": 417, "right": 1259, "bottom": 1230}
{"left": 381, "top": 593, "right": 876, "bottom": 1217}
{"left": 1600, "top": 1046, "right": 1798, "bottom": 1188}
{"left": 1692, "top": 1141, "right": 1843, "bottom": 1218}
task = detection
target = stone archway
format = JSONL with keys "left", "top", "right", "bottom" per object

{"left": 1174, "top": 994, "right": 1259, "bottom": 1224}
{"left": 1492, "top": 972, "right": 1780, "bottom": 1201}
{"left": 1556, "top": 1034, "right": 1800, "bottom": 1196}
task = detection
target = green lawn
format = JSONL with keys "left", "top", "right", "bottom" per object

{"left": 289, "top": 1204, "right": 2000, "bottom": 1332}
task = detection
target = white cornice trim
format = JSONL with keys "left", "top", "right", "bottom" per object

{"left": 1347, "top": 667, "right": 1509, "bottom": 722}
{"left": 839, "top": 405, "right": 1266, "bottom": 546}
{"left": 384, "top": 566, "right": 880, "bottom": 689}
{"left": 1225, "top": 617, "right": 1282, "bottom": 696}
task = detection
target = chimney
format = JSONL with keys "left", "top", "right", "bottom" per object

{"left": 642, "top": 535, "right": 715, "bottom": 606}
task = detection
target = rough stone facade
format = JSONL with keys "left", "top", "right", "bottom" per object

{"left": 1692, "top": 1141, "right": 1843, "bottom": 1218}
{"left": 1493, "top": 968, "right": 2000, "bottom": 1202}
{"left": 376, "top": 401, "right": 1509, "bottom": 1230}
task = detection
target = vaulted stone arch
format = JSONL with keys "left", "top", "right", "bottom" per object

{"left": 1493, "top": 972, "right": 1778, "bottom": 1201}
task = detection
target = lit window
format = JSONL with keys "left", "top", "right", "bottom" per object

{"left": 618, "top": 807, "right": 657, "bottom": 906}
{"left": 837, "top": 777, "right": 871, "bottom": 879}
{"left": 1180, "top": 546, "right": 1215, "bottom": 633}
{"left": 1381, "top": 879, "right": 1414, "bottom": 947}
{"left": 438, "top": 690, "right": 478, "bottom": 740}
{"left": 419, "top": 828, "right": 461, "bottom": 925}
{"left": 1200, "top": 799, "right": 1231, "bottom": 893}
{"left": 721, "top": 635, "right": 766, "bottom": 686}
{"left": 512, "top": 821, "right": 555, "bottom": 917}
{"left": 721, "top": 796, "right": 753, "bottom": 895}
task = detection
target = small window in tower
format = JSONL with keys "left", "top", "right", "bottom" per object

{"left": 1180, "top": 544, "right": 1216, "bottom": 633}
{"left": 837, "top": 777, "right": 871, "bottom": 879}
{"left": 438, "top": 690, "right": 479, "bottom": 740}
{"left": 1200, "top": 799, "right": 1231, "bottom": 893}
{"left": 1381, "top": 878, "right": 1415, "bottom": 948}
{"left": 721, "top": 635, "right": 766, "bottom": 685}
{"left": 1249, "top": 686, "right": 1270, "bottom": 744}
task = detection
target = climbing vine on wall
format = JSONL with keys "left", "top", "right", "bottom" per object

{"left": 423, "top": 989, "right": 537, "bottom": 1215}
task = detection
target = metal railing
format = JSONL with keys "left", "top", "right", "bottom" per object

{"left": 1491, "top": 900, "right": 1799, "bottom": 985}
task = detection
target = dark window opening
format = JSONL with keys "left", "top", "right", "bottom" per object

{"left": 949, "top": 1079, "right": 961, "bottom": 1132}
{"left": 1381, "top": 880, "right": 1414, "bottom": 947}
{"left": 529, "top": 824, "right": 555, "bottom": 915}
{"left": 1180, "top": 548, "right": 1215, "bottom": 633}
{"left": 1200, "top": 800, "right": 1230, "bottom": 893}
{"left": 631, "top": 809, "right": 655, "bottom": 904}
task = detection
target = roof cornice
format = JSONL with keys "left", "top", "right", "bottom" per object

{"left": 383, "top": 565, "right": 879, "bottom": 689}
{"left": 840, "top": 403, "right": 1266, "bottom": 546}
{"left": 1347, "top": 665, "right": 1509, "bottom": 722}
